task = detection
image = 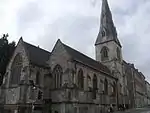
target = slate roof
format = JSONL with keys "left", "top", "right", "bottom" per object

{"left": 62, "top": 43, "right": 111, "bottom": 75}
{"left": 23, "top": 41, "right": 51, "bottom": 68}
{"left": 95, "top": 0, "right": 121, "bottom": 47}
{"left": 22, "top": 39, "right": 111, "bottom": 75}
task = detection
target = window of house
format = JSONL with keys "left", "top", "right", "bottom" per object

{"left": 53, "top": 64, "right": 63, "bottom": 89}
{"left": 10, "top": 53, "right": 22, "bottom": 85}
{"left": 104, "top": 78, "right": 108, "bottom": 95}
{"left": 101, "top": 46, "right": 109, "bottom": 61}
{"left": 78, "top": 69, "right": 84, "bottom": 89}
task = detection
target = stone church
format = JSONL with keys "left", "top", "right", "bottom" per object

{"left": 0, "top": 0, "right": 148, "bottom": 113}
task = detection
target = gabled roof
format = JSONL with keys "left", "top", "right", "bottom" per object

{"left": 23, "top": 41, "right": 51, "bottom": 68}
{"left": 21, "top": 38, "right": 111, "bottom": 76}
{"left": 62, "top": 42, "right": 111, "bottom": 75}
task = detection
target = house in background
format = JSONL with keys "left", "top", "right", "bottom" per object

{"left": 145, "top": 81, "right": 150, "bottom": 105}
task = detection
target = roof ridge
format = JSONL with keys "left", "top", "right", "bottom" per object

{"left": 63, "top": 43, "right": 96, "bottom": 62}
{"left": 62, "top": 42, "right": 110, "bottom": 71}
{"left": 63, "top": 43, "right": 91, "bottom": 58}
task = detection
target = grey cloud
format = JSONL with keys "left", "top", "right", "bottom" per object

{"left": 12, "top": 0, "right": 150, "bottom": 81}
{"left": 117, "top": 0, "right": 150, "bottom": 80}
{"left": 37, "top": 14, "right": 99, "bottom": 58}
{"left": 16, "top": 0, "right": 44, "bottom": 32}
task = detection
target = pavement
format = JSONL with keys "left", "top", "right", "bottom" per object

{"left": 114, "top": 107, "right": 150, "bottom": 113}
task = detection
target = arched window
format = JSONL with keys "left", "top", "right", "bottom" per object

{"left": 117, "top": 47, "right": 121, "bottom": 60}
{"left": 104, "top": 78, "right": 108, "bottom": 95}
{"left": 36, "top": 71, "right": 40, "bottom": 85}
{"left": 53, "top": 64, "right": 63, "bottom": 89}
{"left": 78, "top": 69, "right": 84, "bottom": 89}
{"left": 93, "top": 74, "right": 97, "bottom": 90}
{"left": 92, "top": 74, "right": 97, "bottom": 99}
{"left": 101, "top": 46, "right": 109, "bottom": 61}
{"left": 10, "top": 53, "right": 22, "bottom": 85}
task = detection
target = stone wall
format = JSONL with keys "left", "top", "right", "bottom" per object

{"left": 48, "top": 40, "right": 117, "bottom": 113}
{"left": 3, "top": 39, "right": 30, "bottom": 105}
{"left": 95, "top": 40, "right": 125, "bottom": 106}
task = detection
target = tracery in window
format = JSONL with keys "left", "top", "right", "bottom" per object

{"left": 10, "top": 53, "right": 22, "bottom": 85}
{"left": 53, "top": 64, "right": 63, "bottom": 88}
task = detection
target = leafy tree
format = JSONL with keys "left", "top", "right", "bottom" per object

{"left": 0, "top": 33, "right": 16, "bottom": 85}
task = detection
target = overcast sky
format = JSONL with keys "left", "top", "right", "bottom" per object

{"left": 0, "top": 0, "right": 150, "bottom": 81}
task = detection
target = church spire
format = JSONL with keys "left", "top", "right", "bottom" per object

{"left": 95, "top": 0, "right": 121, "bottom": 47}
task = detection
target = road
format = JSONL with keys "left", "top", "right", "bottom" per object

{"left": 114, "top": 107, "right": 150, "bottom": 113}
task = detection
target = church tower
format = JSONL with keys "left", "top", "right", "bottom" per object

{"left": 95, "top": 0, "right": 125, "bottom": 105}
{"left": 95, "top": 0, "right": 123, "bottom": 76}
